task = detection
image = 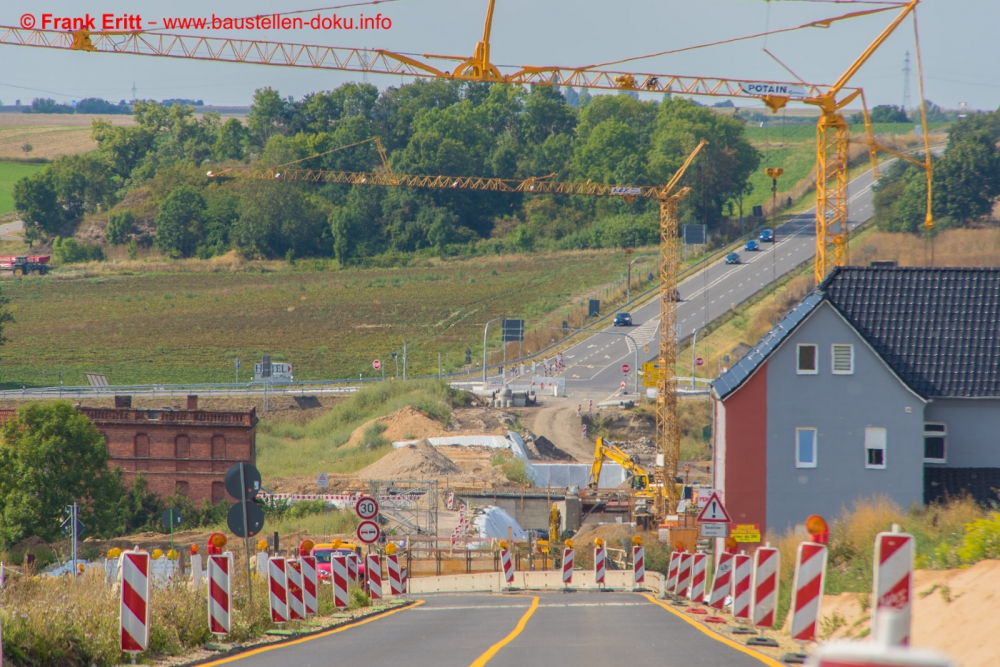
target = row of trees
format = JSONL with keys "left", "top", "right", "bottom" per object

{"left": 873, "top": 110, "right": 1000, "bottom": 233}
{"left": 13, "top": 81, "right": 761, "bottom": 262}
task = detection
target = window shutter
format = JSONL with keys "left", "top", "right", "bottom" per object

{"left": 832, "top": 344, "right": 854, "bottom": 374}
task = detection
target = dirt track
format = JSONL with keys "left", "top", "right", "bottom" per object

{"left": 526, "top": 400, "right": 591, "bottom": 462}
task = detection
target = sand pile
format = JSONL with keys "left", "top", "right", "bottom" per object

{"left": 571, "top": 522, "right": 639, "bottom": 548}
{"left": 345, "top": 406, "right": 449, "bottom": 447}
{"left": 357, "top": 439, "right": 462, "bottom": 480}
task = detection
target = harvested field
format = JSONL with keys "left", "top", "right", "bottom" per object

{"left": 0, "top": 112, "right": 134, "bottom": 160}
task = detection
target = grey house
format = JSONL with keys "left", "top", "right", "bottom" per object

{"left": 711, "top": 266, "right": 1000, "bottom": 536}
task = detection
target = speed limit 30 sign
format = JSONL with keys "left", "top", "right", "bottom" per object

{"left": 355, "top": 496, "right": 379, "bottom": 520}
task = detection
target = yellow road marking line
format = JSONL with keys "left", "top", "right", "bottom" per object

{"left": 468, "top": 595, "right": 540, "bottom": 667}
{"left": 198, "top": 600, "right": 424, "bottom": 667}
{"left": 642, "top": 594, "right": 785, "bottom": 667}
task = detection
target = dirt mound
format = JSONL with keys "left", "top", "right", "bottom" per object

{"left": 532, "top": 435, "right": 574, "bottom": 461}
{"left": 345, "top": 406, "right": 449, "bottom": 447}
{"left": 357, "top": 439, "right": 462, "bottom": 480}
{"left": 571, "top": 522, "right": 639, "bottom": 548}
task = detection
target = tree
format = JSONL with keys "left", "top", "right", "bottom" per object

{"left": 106, "top": 210, "right": 136, "bottom": 245}
{"left": 0, "top": 402, "right": 123, "bottom": 548}
{"left": 869, "top": 104, "right": 909, "bottom": 123}
{"left": 48, "top": 153, "right": 117, "bottom": 219}
{"left": 12, "top": 170, "right": 63, "bottom": 239}
{"left": 213, "top": 117, "right": 248, "bottom": 161}
{"left": 155, "top": 185, "right": 206, "bottom": 257}
{"left": 247, "top": 87, "right": 289, "bottom": 147}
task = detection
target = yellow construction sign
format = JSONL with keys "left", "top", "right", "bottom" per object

{"left": 731, "top": 524, "right": 761, "bottom": 543}
{"left": 641, "top": 362, "right": 664, "bottom": 387}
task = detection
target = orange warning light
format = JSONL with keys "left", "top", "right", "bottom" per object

{"left": 806, "top": 515, "right": 828, "bottom": 535}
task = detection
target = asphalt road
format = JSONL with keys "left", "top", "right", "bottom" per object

{"left": 559, "top": 166, "right": 880, "bottom": 398}
{"left": 212, "top": 592, "right": 773, "bottom": 667}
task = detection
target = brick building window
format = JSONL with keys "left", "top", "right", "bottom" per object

{"left": 134, "top": 434, "right": 150, "bottom": 458}
{"left": 176, "top": 481, "right": 190, "bottom": 496}
{"left": 212, "top": 435, "right": 226, "bottom": 459}
{"left": 175, "top": 435, "right": 190, "bottom": 458}
{"left": 212, "top": 481, "right": 226, "bottom": 505}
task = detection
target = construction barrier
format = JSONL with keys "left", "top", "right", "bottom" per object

{"left": 256, "top": 550, "right": 269, "bottom": 577}
{"left": 675, "top": 552, "right": 692, "bottom": 597}
{"left": 387, "top": 554, "right": 405, "bottom": 595}
{"left": 633, "top": 546, "right": 645, "bottom": 585}
{"left": 190, "top": 552, "right": 203, "bottom": 589}
{"left": 348, "top": 553, "right": 358, "bottom": 582}
{"left": 207, "top": 554, "right": 231, "bottom": 635}
{"left": 666, "top": 551, "right": 681, "bottom": 592}
{"left": 119, "top": 550, "right": 151, "bottom": 654}
{"left": 447, "top": 491, "right": 455, "bottom": 510}
{"left": 872, "top": 530, "right": 914, "bottom": 646}
{"left": 810, "top": 610, "right": 955, "bottom": 667}
{"left": 732, "top": 553, "right": 752, "bottom": 619}
{"left": 367, "top": 554, "right": 382, "bottom": 601}
{"left": 286, "top": 560, "right": 305, "bottom": 621}
{"left": 708, "top": 552, "right": 734, "bottom": 609}
{"left": 790, "top": 542, "right": 828, "bottom": 642}
{"left": 268, "top": 556, "right": 289, "bottom": 623}
{"left": 752, "top": 546, "right": 780, "bottom": 628}
{"left": 300, "top": 555, "right": 318, "bottom": 616}
{"left": 594, "top": 546, "right": 606, "bottom": 586}
{"left": 688, "top": 552, "right": 707, "bottom": 603}
{"left": 500, "top": 549, "right": 514, "bottom": 585}
{"left": 562, "top": 548, "right": 574, "bottom": 585}
{"left": 332, "top": 555, "right": 349, "bottom": 609}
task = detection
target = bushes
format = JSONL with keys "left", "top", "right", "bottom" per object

{"left": 52, "top": 237, "right": 105, "bottom": 264}
{"left": 957, "top": 513, "right": 1000, "bottom": 563}
{"left": 490, "top": 450, "right": 532, "bottom": 486}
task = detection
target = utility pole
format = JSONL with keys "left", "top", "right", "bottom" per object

{"left": 402, "top": 335, "right": 407, "bottom": 381}
{"left": 691, "top": 329, "right": 699, "bottom": 389}
{"left": 625, "top": 248, "right": 634, "bottom": 304}
{"left": 766, "top": 167, "right": 783, "bottom": 286}
{"left": 902, "top": 50, "right": 912, "bottom": 113}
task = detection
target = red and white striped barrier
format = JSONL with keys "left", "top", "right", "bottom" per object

{"left": 872, "top": 530, "right": 914, "bottom": 646}
{"left": 633, "top": 546, "right": 645, "bottom": 585}
{"left": 500, "top": 549, "right": 514, "bottom": 585}
{"left": 789, "top": 542, "right": 828, "bottom": 642}
{"left": 562, "top": 548, "right": 574, "bottom": 585}
{"left": 207, "top": 554, "right": 232, "bottom": 635}
{"left": 286, "top": 560, "right": 305, "bottom": 621}
{"left": 674, "top": 552, "right": 692, "bottom": 597}
{"left": 332, "top": 555, "right": 349, "bottom": 609}
{"left": 300, "top": 555, "right": 318, "bottom": 616}
{"left": 666, "top": 551, "right": 681, "bottom": 593}
{"left": 689, "top": 552, "right": 707, "bottom": 603}
{"left": 594, "top": 546, "right": 606, "bottom": 586}
{"left": 347, "top": 553, "right": 358, "bottom": 582}
{"left": 268, "top": 556, "right": 288, "bottom": 623}
{"left": 119, "top": 550, "right": 150, "bottom": 654}
{"left": 708, "top": 552, "right": 734, "bottom": 609}
{"left": 367, "top": 554, "right": 382, "bottom": 601}
{"left": 752, "top": 546, "right": 780, "bottom": 628}
{"left": 447, "top": 492, "right": 455, "bottom": 510}
{"left": 387, "top": 554, "right": 405, "bottom": 595}
{"left": 732, "top": 553, "right": 752, "bottom": 620}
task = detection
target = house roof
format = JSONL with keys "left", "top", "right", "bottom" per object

{"left": 712, "top": 266, "right": 1000, "bottom": 400}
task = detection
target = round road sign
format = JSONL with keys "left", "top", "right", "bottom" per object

{"left": 621, "top": 363, "right": 631, "bottom": 374}
{"left": 355, "top": 496, "right": 379, "bottom": 520}
{"left": 356, "top": 520, "right": 381, "bottom": 544}
{"left": 373, "top": 359, "right": 382, "bottom": 371}
{"left": 696, "top": 357, "right": 705, "bottom": 367}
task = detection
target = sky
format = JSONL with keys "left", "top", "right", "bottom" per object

{"left": 0, "top": 0, "right": 995, "bottom": 111}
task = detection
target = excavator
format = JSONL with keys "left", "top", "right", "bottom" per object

{"left": 588, "top": 437, "right": 657, "bottom": 499}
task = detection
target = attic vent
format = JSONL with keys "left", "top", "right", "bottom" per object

{"left": 832, "top": 344, "right": 854, "bottom": 374}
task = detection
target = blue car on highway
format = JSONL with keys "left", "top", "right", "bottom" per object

{"left": 725, "top": 252, "right": 741, "bottom": 265}
{"left": 745, "top": 240, "right": 760, "bottom": 251}
{"left": 759, "top": 229, "right": 774, "bottom": 242}
{"left": 614, "top": 312, "right": 633, "bottom": 326}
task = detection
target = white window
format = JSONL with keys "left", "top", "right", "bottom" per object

{"left": 865, "top": 427, "right": 887, "bottom": 469}
{"left": 923, "top": 423, "right": 946, "bottom": 462}
{"left": 832, "top": 344, "right": 855, "bottom": 374}
{"left": 796, "top": 428, "right": 817, "bottom": 468}
{"left": 797, "top": 344, "right": 818, "bottom": 375}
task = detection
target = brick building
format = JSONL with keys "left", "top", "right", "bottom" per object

{"left": 0, "top": 395, "right": 258, "bottom": 506}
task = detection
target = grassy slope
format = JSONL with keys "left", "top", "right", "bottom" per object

{"left": 0, "top": 250, "right": 630, "bottom": 387}
{"left": 0, "top": 162, "right": 44, "bottom": 214}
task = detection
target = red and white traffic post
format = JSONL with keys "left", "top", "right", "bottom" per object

{"left": 706, "top": 549, "right": 735, "bottom": 622}
{"left": 299, "top": 541, "right": 318, "bottom": 616}
{"left": 331, "top": 555, "right": 349, "bottom": 609}
{"left": 347, "top": 553, "right": 358, "bottom": 582}
{"left": 594, "top": 539, "right": 607, "bottom": 589}
{"left": 500, "top": 544, "right": 515, "bottom": 588}
{"left": 286, "top": 559, "right": 306, "bottom": 621}
{"left": 872, "top": 526, "right": 914, "bottom": 646}
{"left": 268, "top": 556, "right": 289, "bottom": 624}
{"left": 562, "top": 541, "right": 574, "bottom": 588}
{"left": 666, "top": 548, "right": 682, "bottom": 599}
{"left": 632, "top": 537, "right": 645, "bottom": 588}
{"left": 732, "top": 553, "right": 752, "bottom": 621}
{"left": 386, "top": 548, "right": 405, "bottom": 596}
{"left": 119, "top": 550, "right": 151, "bottom": 659}
{"left": 674, "top": 551, "right": 693, "bottom": 599}
{"left": 748, "top": 544, "right": 780, "bottom": 647}
{"left": 789, "top": 515, "right": 830, "bottom": 656}
{"left": 367, "top": 554, "right": 382, "bottom": 601}
{"left": 687, "top": 552, "right": 708, "bottom": 612}
{"left": 207, "top": 552, "right": 233, "bottom": 636}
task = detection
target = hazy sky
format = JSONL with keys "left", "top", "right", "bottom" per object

{"left": 0, "top": 0, "right": 994, "bottom": 111}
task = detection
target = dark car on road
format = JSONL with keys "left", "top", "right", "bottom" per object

{"left": 725, "top": 252, "right": 741, "bottom": 265}
{"left": 759, "top": 229, "right": 774, "bottom": 242}
{"left": 745, "top": 240, "right": 760, "bottom": 251}
{"left": 614, "top": 312, "right": 633, "bottom": 326}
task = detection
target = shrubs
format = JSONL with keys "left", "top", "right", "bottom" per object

{"left": 957, "top": 513, "right": 1000, "bottom": 563}
{"left": 491, "top": 450, "right": 532, "bottom": 486}
{"left": 52, "top": 237, "right": 105, "bottom": 264}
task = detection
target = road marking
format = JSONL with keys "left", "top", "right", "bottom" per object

{"left": 642, "top": 594, "right": 783, "bottom": 667}
{"left": 197, "top": 600, "right": 425, "bottom": 667}
{"left": 416, "top": 605, "right": 531, "bottom": 611}
{"left": 468, "top": 595, "right": 539, "bottom": 667}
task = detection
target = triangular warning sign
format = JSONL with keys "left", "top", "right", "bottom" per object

{"left": 697, "top": 492, "right": 732, "bottom": 523}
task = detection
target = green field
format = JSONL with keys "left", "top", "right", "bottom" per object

{"left": 743, "top": 121, "right": 949, "bottom": 144}
{"left": 0, "top": 251, "right": 630, "bottom": 387}
{"left": 0, "top": 161, "right": 44, "bottom": 215}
